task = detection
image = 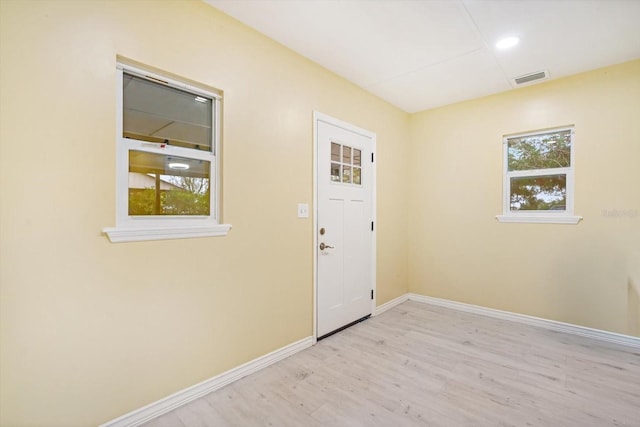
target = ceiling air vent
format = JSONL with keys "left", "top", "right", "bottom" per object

{"left": 512, "top": 70, "right": 548, "bottom": 86}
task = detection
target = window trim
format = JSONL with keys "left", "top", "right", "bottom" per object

{"left": 496, "top": 126, "right": 582, "bottom": 224}
{"left": 330, "top": 141, "right": 363, "bottom": 186}
{"left": 103, "top": 62, "right": 231, "bottom": 242}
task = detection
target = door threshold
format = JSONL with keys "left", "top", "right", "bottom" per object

{"left": 317, "top": 314, "right": 371, "bottom": 341}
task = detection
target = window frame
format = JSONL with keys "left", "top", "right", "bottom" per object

{"left": 330, "top": 141, "right": 363, "bottom": 186}
{"left": 496, "top": 126, "right": 582, "bottom": 224}
{"left": 103, "top": 62, "right": 231, "bottom": 242}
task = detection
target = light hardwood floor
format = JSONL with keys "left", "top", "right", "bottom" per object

{"left": 143, "top": 301, "right": 640, "bottom": 426}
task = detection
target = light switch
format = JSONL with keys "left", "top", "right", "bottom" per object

{"left": 297, "top": 203, "right": 309, "bottom": 218}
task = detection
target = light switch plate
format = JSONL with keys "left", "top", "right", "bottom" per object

{"left": 297, "top": 203, "right": 309, "bottom": 218}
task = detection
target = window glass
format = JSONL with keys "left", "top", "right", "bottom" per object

{"left": 353, "top": 149, "right": 361, "bottom": 166}
{"left": 104, "top": 63, "right": 229, "bottom": 243}
{"left": 507, "top": 130, "right": 571, "bottom": 171}
{"left": 128, "top": 151, "right": 210, "bottom": 216}
{"left": 330, "top": 142, "right": 362, "bottom": 186}
{"left": 123, "top": 73, "right": 213, "bottom": 152}
{"left": 331, "top": 143, "right": 341, "bottom": 163}
{"left": 342, "top": 146, "right": 351, "bottom": 164}
{"left": 331, "top": 163, "right": 340, "bottom": 182}
{"left": 499, "top": 126, "right": 576, "bottom": 223}
{"left": 510, "top": 175, "right": 566, "bottom": 211}
{"left": 353, "top": 167, "right": 361, "bottom": 185}
{"left": 342, "top": 165, "right": 351, "bottom": 183}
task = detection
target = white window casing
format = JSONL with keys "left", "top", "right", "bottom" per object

{"left": 103, "top": 62, "right": 231, "bottom": 242}
{"left": 496, "top": 126, "right": 582, "bottom": 224}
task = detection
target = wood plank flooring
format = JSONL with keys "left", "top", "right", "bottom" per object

{"left": 143, "top": 301, "right": 640, "bottom": 426}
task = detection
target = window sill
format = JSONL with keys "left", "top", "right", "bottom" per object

{"left": 496, "top": 215, "right": 582, "bottom": 224}
{"left": 103, "top": 224, "right": 232, "bottom": 243}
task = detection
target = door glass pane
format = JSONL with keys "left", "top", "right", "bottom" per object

{"left": 123, "top": 73, "right": 213, "bottom": 152}
{"left": 331, "top": 163, "right": 340, "bottom": 182}
{"left": 343, "top": 146, "right": 351, "bottom": 164}
{"left": 342, "top": 165, "right": 351, "bottom": 183}
{"left": 507, "top": 130, "right": 571, "bottom": 171}
{"left": 353, "top": 167, "right": 361, "bottom": 185}
{"left": 510, "top": 174, "right": 566, "bottom": 211}
{"left": 331, "top": 143, "right": 341, "bottom": 162}
{"left": 128, "top": 150, "right": 210, "bottom": 215}
{"left": 353, "top": 149, "right": 361, "bottom": 166}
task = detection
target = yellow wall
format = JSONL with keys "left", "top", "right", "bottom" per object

{"left": 2, "top": 0, "right": 638, "bottom": 425}
{"left": 408, "top": 60, "right": 640, "bottom": 336}
{"left": 0, "top": 1, "right": 408, "bottom": 426}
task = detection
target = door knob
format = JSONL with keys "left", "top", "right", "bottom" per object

{"left": 319, "top": 242, "right": 334, "bottom": 250}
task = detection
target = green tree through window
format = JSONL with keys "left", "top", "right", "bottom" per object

{"left": 504, "top": 128, "right": 574, "bottom": 213}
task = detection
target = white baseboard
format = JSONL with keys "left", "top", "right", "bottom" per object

{"left": 101, "top": 294, "right": 640, "bottom": 426}
{"left": 374, "top": 293, "right": 409, "bottom": 316}
{"left": 100, "top": 336, "right": 314, "bottom": 427}
{"left": 408, "top": 293, "right": 640, "bottom": 349}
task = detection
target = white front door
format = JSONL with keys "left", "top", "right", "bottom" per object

{"left": 315, "top": 112, "right": 375, "bottom": 338}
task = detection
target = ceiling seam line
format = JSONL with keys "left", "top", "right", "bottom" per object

{"left": 459, "top": 0, "right": 513, "bottom": 86}
{"left": 362, "top": 46, "right": 486, "bottom": 89}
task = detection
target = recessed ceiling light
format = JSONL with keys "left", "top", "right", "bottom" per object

{"left": 168, "top": 162, "right": 190, "bottom": 170}
{"left": 496, "top": 36, "right": 520, "bottom": 50}
{"left": 194, "top": 96, "right": 208, "bottom": 103}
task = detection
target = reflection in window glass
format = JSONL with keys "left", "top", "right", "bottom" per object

{"left": 343, "top": 146, "right": 351, "bottom": 164}
{"left": 331, "top": 163, "right": 340, "bottom": 182}
{"left": 510, "top": 175, "right": 566, "bottom": 211}
{"left": 123, "top": 73, "right": 213, "bottom": 152}
{"left": 331, "top": 143, "right": 341, "bottom": 163}
{"left": 128, "top": 151, "right": 210, "bottom": 216}
{"left": 353, "top": 149, "right": 361, "bottom": 166}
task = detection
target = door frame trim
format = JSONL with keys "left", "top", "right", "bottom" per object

{"left": 312, "top": 111, "right": 377, "bottom": 340}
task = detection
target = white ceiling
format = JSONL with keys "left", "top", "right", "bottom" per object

{"left": 204, "top": 0, "right": 640, "bottom": 113}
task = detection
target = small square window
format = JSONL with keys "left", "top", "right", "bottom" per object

{"left": 329, "top": 142, "right": 362, "bottom": 186}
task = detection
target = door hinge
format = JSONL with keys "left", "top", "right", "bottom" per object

{"left": 371, "top": 153, "right": 374, "bottom": 162}
{"left": 371, "top": 289, "right": 374, "bottom": 300}
{"left": 371, "top": 221, "right": 374, "bottom": 231}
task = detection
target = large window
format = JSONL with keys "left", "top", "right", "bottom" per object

{"left": 497, "top": 126, "right": 581, "bottom": 224}
{"left": 103, "top": 62, "right": 230, "bottom": 242}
